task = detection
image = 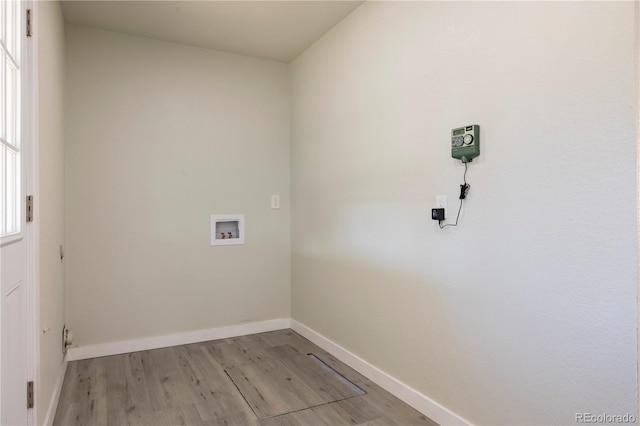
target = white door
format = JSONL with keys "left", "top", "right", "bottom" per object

{"left": 1, "top": 242, "right": 28, "bottom": 426}
{"left": 1, "top": 1, "right": 30, "bottom": 425}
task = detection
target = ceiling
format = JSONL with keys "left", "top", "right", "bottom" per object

{"left": 61, "top": 1, "right": 364, "bottom": 63}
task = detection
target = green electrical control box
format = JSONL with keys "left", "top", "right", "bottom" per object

{"left": 451, "top": 125, "right": 480, "bottom": 163}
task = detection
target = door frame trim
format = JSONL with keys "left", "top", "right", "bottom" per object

{"left": 24, "top": 1, "right": 39, "bottom": 425}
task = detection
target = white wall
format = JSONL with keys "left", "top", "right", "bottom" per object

{"left": 37, "top": 1, "right": 66, "bottom": 423}
{"left": 290, "top": 2, "right": 638, "bottom": 425}
{"left": 64, "top": 26, "right": 290, "bottom": 346}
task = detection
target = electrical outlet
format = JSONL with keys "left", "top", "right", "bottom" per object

{"left": 436, "top": 195, "right": 447, "bottom": 211}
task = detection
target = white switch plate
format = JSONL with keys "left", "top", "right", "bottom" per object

{"left": 436, "top": 195, "right": 447, "bottom": 211}
{"left": 271, "top": 195, "right": 280, "bottom": 209}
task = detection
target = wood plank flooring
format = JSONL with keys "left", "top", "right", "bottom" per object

{"left": 54, "top": 329, "right": 437, "bottom": 426}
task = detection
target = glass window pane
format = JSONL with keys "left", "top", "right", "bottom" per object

{"left": 14, "top": 149, "right": 20, "bottom": 233}
{"left": 6, "top": 59, "right": 16, "bottom": 147}
{"left": 0, "top": 54, "right": 5, "bottom": 142}
{"left": 1, "top": 0, "right": 21, "bottom": 237}
{"left": 0, "top": 0, "right": 6, "bottom": 47}
{"left": 14, "top": 62, "right": 19, "bottom": 147}
{"left": 5, "top": 147, "right": 18, "bottom": 234}
{"left": 5, "top": 0, "right": 16, "bottom": 61}
{"left": 0, "top": 146, "right": 5, "bottom": 235}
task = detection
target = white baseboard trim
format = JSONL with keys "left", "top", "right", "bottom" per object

{"left": 43, "top": 358, "right": 68, "bottom": 426}
{"left": 290, "top": 319, "right": 471, "bottom": 426}
{"left": 66, "top": 318, "right": 291, "bottom": 361}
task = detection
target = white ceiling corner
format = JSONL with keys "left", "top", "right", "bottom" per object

{"left": 60, "top": 1, "right": 365, "bottom": 63}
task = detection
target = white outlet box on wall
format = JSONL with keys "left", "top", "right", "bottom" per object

{"left": 211, "top": 214, "right": 245, "bottom": 246}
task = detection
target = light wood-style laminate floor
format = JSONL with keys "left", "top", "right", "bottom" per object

{"left": 54, "top": 329, "right": 437, "bottom": 426}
